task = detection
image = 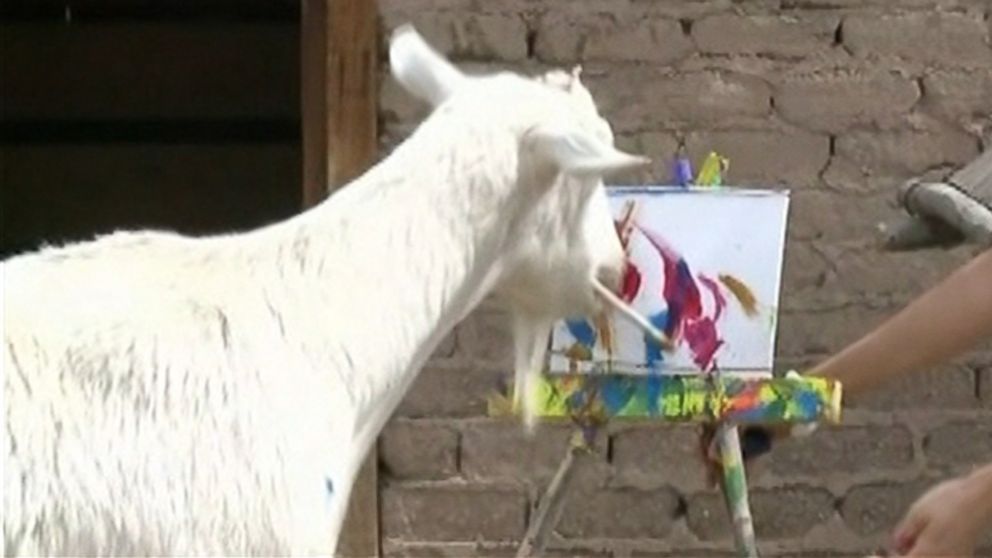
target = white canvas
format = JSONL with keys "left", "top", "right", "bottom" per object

{"left": 549, "top": 186, "right": 790, "bottom": 376}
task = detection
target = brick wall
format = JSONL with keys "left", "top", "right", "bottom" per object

{"left": 376, "top": 1, "right": 992, "bottom": 556}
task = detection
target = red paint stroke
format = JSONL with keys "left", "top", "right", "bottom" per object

{"left": 620, "top": 262, "right": 642, "bottom": 303}
{"left": 615, "top": 201, "right": 643, "bottom": 303}
{"left": 684, "top": 318, "right": 723, "bottom": 370}
{"left": 634, "top": 224, "right": 702, "bottom": 338}
{"left": 698, "top": 274, "right": 727, "bottom": 321}
{"left": 722, "top": 383, "right": 763, "bottom": 415}
{"left": 609, "top": 209, "right": 762, "bottom": 373}
{"left": 633, "top": 223, "right": 727, "bottom": 371}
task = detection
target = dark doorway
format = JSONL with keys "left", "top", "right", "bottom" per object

{"left": 1, "top": 1, "right": 303, "bottom": 258}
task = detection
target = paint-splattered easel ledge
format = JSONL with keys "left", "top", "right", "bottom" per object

{"left": 488, "top": 374, "right": 842, "bottom": 425}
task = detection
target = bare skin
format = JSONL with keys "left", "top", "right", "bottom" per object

{"left": 812, "top": 248, "right": 992, "bottom": 556}
{"left": 708, "top": 249, "right": 992, "bottom": 555}
{"left": 890, "top": 463, "right": 992, "bottom": 557}
{"left": 808, "top": 248, "right": 992, "bottom": 397}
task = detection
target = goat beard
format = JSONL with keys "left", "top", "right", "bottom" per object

{"left": 511, "top": 313, "right": 553, "bottom": 434}
{"left": 510, "top": 279, "right": 675, "bottom": 434}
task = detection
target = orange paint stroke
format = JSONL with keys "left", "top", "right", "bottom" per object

{"left": 593, "top": 311, "right": 615, "bottom": 358}
{"left": 718, "top": 273, "right": 759, "bottom": 318}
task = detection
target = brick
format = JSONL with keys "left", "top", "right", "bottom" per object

{"left": 694, "top": 14, "right": 839, "bottom": 58}
{"left": 379, "top": 0, "right": 526, "bottom": 13}
{"left": 381, "top": 485, "right": 526, "bottom": 542}
{"left": 684, "top": 129, "right": 830, "bottom": 189}
{"left": 832, "top": 128, "right": 980, "bottom": 182}
{"left": 849, "top": 362, "right": 979, "bottom": 410}
{"left": 461, "top": 422, "right": 599, "bottom": 484}
{"left": 922, "top": 70, "right": 992, "bottom": 121}
{"left": 590, "top": 69, "right": 772, "bottom": 132}
{"left": 395, "top": 363, "right": 503, "bottom": 418}
{"left": 630, "top": 551, "right": 740, "bottom": 558}
{"left": 612, "top": 425, "right": 710, "bottom": 492}
{"left": 456, "top": 308, "right": 513, "bottom": 368}
{"left": 535, "top": 14, "right": 693, "bottom": 64}
{"left": 542, "top": 550, "right": 615, "bottom": 558}
{"left": 431, "top": 330, "right": 458, "bottom": 361}
{"left": 757, "top": 425, "right": 914, "bottom": 479}
{"left": 557, "top": 487, "right": 681, "bottom": 539}
{"left": 981, "top": 356, "right": 992, "bottom": 407}
{"left": 840, "top": 479, "right": 933, "bottom": 536}
{"left": 612, "top": 132, "right": 680, "bottom": 185}
{"left": 751, "top": 486, "right": 835, "bottom": 539}
{"left": 775, "top": 305, "right": 898, "bottom": 357}
{"left": 781, "top": 0, "right": 959, "bottom": 7}
{"left": 685, "top": 491, "right": 733, "bottom": 542}
{"left": 532, "top": 0, "right": 735, "bottom": 20}
{"left": 781, "top": 241, "right": 829, "bottom": 295}
{"left": 382, "top": 541, "right": 517, "bottom": 557}
{"left": 380, "top": 420, "right": 459, "bottom": 480}
{"left": 379, "top": 122, "right": 417, "bottom": 156}
{"left": 379, "top": 71, "right": 431, "bottom": 127}
{"left": 379, "top": 11, "right": 527, "bottom": 61}
{"left": 774, "top": 70, "right": 919, "bottom": 133}
{"left": 688, "top": 486, "right": 834, "bottom": 541}
{"left": 786, "top": 190, "right": 896, "bottom": 243}
{"left": 844, "top": 13, "right": 992, "bottom": 68}
{"left": 924, "top": 421, "right": 992, "bottom": 472}
{"left": 807, "top": 243, "right": 975, "bottom": 309}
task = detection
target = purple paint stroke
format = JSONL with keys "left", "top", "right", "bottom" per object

{"left": 631, "top": 224, "right": 728, "bottom": 371}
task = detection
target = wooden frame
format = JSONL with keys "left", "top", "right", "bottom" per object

{"left": 301, "top": 0, "right": 380, "bottom": 555}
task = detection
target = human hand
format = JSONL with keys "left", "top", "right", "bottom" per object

{"left": 891, "top": 472, "right": 992, "bottom": 557}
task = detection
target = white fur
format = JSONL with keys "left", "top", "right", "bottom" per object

{"left": 2, "top": 25, "right": 646, "bottom": 556}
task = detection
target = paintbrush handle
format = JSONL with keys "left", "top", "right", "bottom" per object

{"left": 592, "top": 279, "right": 674, "bottom": 350}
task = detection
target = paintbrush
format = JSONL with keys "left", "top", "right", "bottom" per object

{"left": 592, "top": 278, "right": 675, "bottom": 351}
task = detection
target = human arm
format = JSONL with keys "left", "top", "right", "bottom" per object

{"left": 808, "top": 247, "right": 992, "bottom": 396}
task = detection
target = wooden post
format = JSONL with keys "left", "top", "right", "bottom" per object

{"left": 301, "top": 0, "right": 380, "bottom": 556}
{"left": 301, "top": 0, "right": 379, "bottom": 205}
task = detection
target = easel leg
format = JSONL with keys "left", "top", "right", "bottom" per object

{"left": 517, "top": 430, "right": 592, "bottom": 558}
{"left": 716, "top": 424, "right": 759, "bottom": 558}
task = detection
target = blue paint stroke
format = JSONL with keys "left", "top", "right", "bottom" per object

{"left": 793, "top": 390, "right": 822, "bottom": 420}
{"left": 644, "top": 311, "right": 669, "bottom": 368}
{"left": 566, "top": 319, "right": 597, "bottom": 348}
{"left": 599, "top": 376, "right": 639, "bottom": 415}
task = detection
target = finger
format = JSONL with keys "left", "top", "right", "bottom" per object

{"left": 892, "top": 510, "right": 927, "bottom": 556}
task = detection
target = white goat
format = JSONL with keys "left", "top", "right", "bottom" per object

{"left": 2, "top": 25, "right": 647, "bottom": 556}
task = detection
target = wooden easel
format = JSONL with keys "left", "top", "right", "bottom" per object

{"left": 490, "top": 373, "right": 843, "bottom": 558}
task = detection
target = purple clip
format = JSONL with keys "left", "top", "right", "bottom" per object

{"left": 673, "top": 144, "right": 693, "bottom": 187}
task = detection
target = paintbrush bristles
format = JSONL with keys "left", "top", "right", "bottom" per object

{"left": 592, "top": 279, "right": 675, "bottom": 351}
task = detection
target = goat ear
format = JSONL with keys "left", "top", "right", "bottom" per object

{"left": 526, "top": 124, "right": 651, "bottom": 177}
{"left": 389, "top": 23, "right": 466, "bottom": 107}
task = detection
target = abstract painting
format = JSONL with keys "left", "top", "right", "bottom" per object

{"left": 549, "top": 187, "right": 790, "bottom": 376}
